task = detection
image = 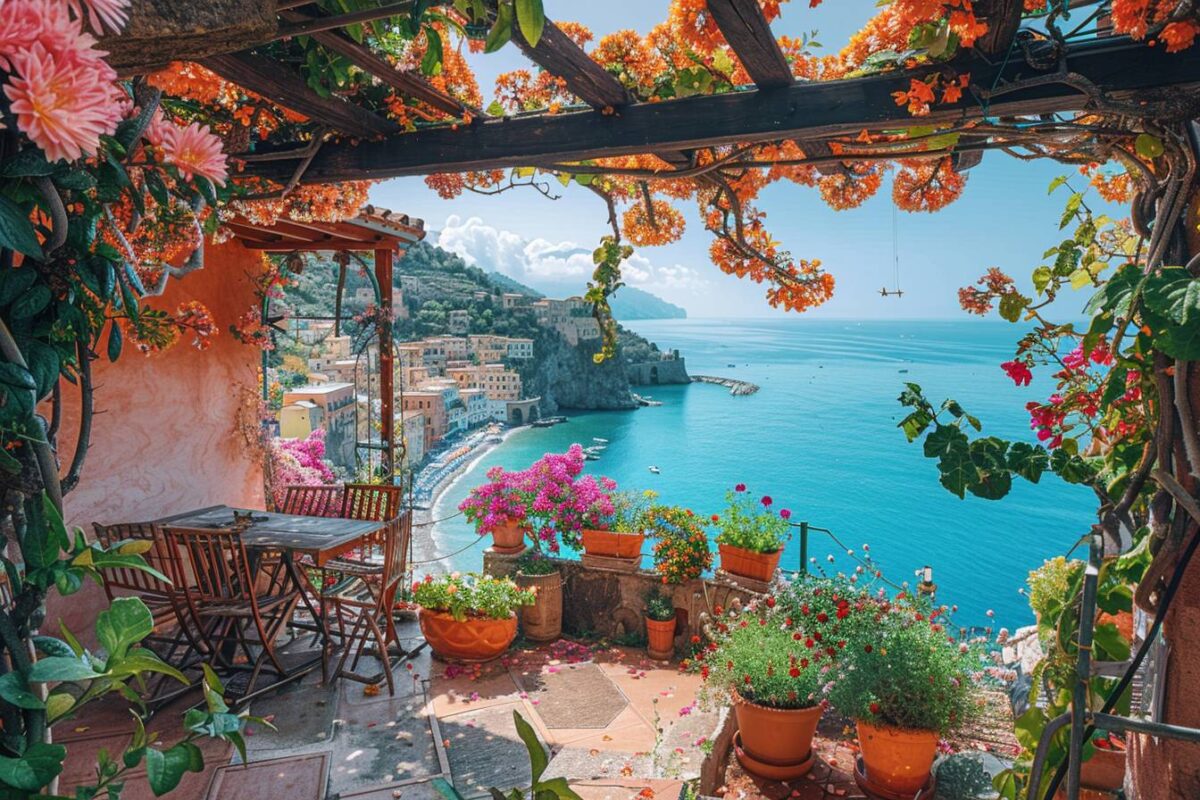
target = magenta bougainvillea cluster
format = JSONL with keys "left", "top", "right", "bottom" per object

{"left": 269, "top": 429, "right": 337, "bottom": 507}
{"left": 459, "top": 444, "right": 616, "bottom": 553}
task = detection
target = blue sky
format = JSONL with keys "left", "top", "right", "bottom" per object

{"left": 370, "top": 1, "right": 1099, "bottom": 319}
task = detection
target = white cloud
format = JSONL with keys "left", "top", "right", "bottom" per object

{"left": 436, "top": 215, "right": 708, "bottom": 297}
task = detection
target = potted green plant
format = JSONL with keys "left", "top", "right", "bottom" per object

{"left": 644, "top": 587, "right": 677, "bottom": 660}
{"left": 712, "top": 485, "right": 790, "bottom": 583}
{"left": 829, "top": 605, "right": 980, "bottom": 798}
{"left": 582, "top": 489, "right": 650, "bottom": 568}
{"left": 514, "top": 550, "right": 562, "bottom": 642}
{"left": 413, "top": 573, "right": 536, "bottom": 662}
{"left": 695, "top": 599, "right": 832, "bottom": 780}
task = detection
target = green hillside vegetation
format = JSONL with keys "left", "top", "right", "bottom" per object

{"left": 609, "top": 286, "right": 687, "bottom": 320}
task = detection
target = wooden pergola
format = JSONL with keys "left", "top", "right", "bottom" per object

{"left": 226, "top": 206, "right": 426, "bottom": 477}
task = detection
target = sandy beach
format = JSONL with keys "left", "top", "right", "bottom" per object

{"left": 408, "top": 424, "right": 528, "bottom": 574}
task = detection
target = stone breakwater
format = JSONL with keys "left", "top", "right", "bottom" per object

{"left": 691, "top": 374, "right": 760, "bottom": 395}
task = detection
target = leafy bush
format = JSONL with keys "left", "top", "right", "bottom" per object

{"left": 515, "top": 550, "right": 559, "bottom": 576}
{"left": 697, "top": 609, "right": 827, "bottom": 710}
{"left": 610, "top": 489, "right": 657, "bottom": 532}
{"left": 412, "top": 573, "right": 535, "bottom": 621}
{"left": 645, "top": 588, "right": 675, "bottom": 621}
{"left": 711, "top": 486, "right": 791, "bottom": 554}
{"left": 645, "top": 505, "right": 712, "bottom": 584}
{"left": 1027, "top": 556, "right": 1084, "bottom": 623}
{"left": 827, "top": 605, "right": 981, "bottom": 734}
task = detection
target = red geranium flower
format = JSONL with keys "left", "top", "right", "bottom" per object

{"left": 1001, "top": 360, "right": 1033, "bottom": 386}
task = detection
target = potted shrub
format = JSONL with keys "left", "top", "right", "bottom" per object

{"left": 646, "top": 504, "right": 712, "bottom": 584}
{"left": 696, "top": 596, "right": 836, "bottom": 780}
{"left": 581, "top": 489, "right": 648, "bottom": 568}
{"left": 460, "top": 465, "right": 533, "bottom": 554}
{"left": 644, "top": 587, "right": 677, "bottom": 660}
{"left": 829, "top": 604, "right": 980, "bottom": 798}
{"left": 413, "top": 573, "right": 535, "bottom": 662}
{"left": 514, "top": 550, "right": 562, "bottom": 642}
{"left": 712, "top": 485, "right": 790, "bottom": 583}
{"left": 1077, "top": 730, "right": 1126, "bottom": 793}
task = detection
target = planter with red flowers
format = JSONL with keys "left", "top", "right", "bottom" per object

{"left": 827, "top": 601, "right": 981, "bottom": 799}
{"left": 581, "top": 489, "right": 652, "bottom": 571}
{"left": 712, "top": 485, "right": 791, "bottom": 586}
{"left": 413, "top": 573, "right": 535, "bottom": 663}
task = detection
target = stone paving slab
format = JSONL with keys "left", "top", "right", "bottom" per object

{"left": 440, "top": 701, "right": 538, "bottom": 798}
{"left": 512, "top": 662, "right": 630, "bottom": 729}
{"left": 328, "top": 693, "right": 440, "bottom": 797}
{"left": 206, "top": 752, "right": 328, "bottom": 800}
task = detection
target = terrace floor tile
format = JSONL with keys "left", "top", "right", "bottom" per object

{"left": 205, "top": 752, "right": 329, "bottom": 800}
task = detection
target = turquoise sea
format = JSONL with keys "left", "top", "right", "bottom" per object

{"left": 430, "top": 318, "right": 1095, "bottom": 629}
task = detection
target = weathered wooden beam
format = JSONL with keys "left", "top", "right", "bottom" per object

{"left": 280, "top": 10, "right": 477, "bottom": 117}
{"left": 706, "top": 0, "right": 793, "bottom": 89}
{"left": 976, "top": 0, "right": 1025, "bottom": 56}
{"left": 275, "top": 1, "right": 417, "bottom": 39}
{"left": 243, "top": 39, "right": 1200, "bottom": 184}
{"left": 511, "top": 18, "right": 631, "bottom": 110}
{"left": 203, "top": 51, "right": 399, "bottom": 139}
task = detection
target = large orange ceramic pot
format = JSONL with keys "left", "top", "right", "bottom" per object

{"left": 489, "top": 520, "right": 529, "bottom": 554}
{"left": 645, "top": 615, "right": 676, "bottom": 660}
{"left": 732, "top": 691, "right": 823, "bottom": 778}
{"left": 856, "top": 720, "right": 939, "bottom": 797}
{"left": 418, "top": 609, "right": 518, "bottom": 663}
{"left": 719, "top": 544, "right": 782, "bottom": 583}
{"left": 581, "top": 528, "right": 645, "bottom": 560}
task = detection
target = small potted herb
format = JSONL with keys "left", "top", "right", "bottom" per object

{"left": 712, "top": 485, "right": 791, "bottom": 583}
{"left": 644, "top": 587, "right": 677, "bottom": 660}
{"left": 828, "top": 603, "right": 980, "bottom": 797}
{"left": 413, "top": 573, "right": 535, "bottom": 662}
{"left": 513, "top": 550, "right": 562, "bottom": 642}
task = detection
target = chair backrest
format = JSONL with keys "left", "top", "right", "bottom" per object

{"left": 377, "top": 511, "right": 412, "bottom": 609}
{"left": 92, "top": 522, "right": 174, "bottom": 600}
{"left": 341, "top": 483, "right": 403, "bottom": 522}
{"left": 280, "top": 485, "right": 343, "bottom": 518}
{"left": 160, "top": 526, "right": 256, "bottom": 606}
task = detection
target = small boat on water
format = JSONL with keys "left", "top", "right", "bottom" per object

{"left": 531, "top": 416, "right": 568, "bottom": 428}
{"left": 648, "top": 465, "right": 661, "bottom": 474}
{"left": 593, "top": 437, "right": 608, "bottom": 444}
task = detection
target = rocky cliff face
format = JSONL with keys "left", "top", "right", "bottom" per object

{"left": 522, "top": 332, "right": 638, "bottom": 413}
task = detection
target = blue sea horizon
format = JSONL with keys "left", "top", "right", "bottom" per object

{"left": 430, "top": 317, "right": 1095, "bottom": 630}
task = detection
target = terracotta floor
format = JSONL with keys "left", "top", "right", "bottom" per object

{"left": 56, "top": 627, "right": 710, "bottom": 800}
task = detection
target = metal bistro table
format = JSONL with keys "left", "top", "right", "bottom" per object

{"left": 157, "top": 505, "right": 385, "bottom": 684}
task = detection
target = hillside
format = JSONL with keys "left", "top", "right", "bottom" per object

{"left": 609, "top": 286, "right": 687, "bottom": 320}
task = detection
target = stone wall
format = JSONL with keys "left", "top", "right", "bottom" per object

{"left": 627, "top": 356, "right": 690, "bottom": 386}
{"left": 483, "top": 550, "right": 763, "bottom": 656}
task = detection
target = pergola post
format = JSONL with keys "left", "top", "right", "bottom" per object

{"left": 375, "top": 247, "right": 395, "bottom": 480}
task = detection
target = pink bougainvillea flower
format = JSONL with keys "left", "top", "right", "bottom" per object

{"left": 67, "top": 0, "right": 131, "bottom": 34}
{"left": 160, "top": 121, "right": 228, "bottom": 185}
{"left": 1000, "top": 360, "right": 1032, "bottom": 387}
{"left": 4, "top": 41, "right": 121, "bottom": 162}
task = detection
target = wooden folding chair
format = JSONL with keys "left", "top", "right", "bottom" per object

{"left": 92, "top": 522, "right": 206, "bottom": 669}
{"left": 328, "top": 512, "right": 412, "bottom": 694}
{"left": 330, "top": 483, "right": 405, "bottom": 571}
{"left": 160, "top": 525, "right": 302, "bottom": 704}
{"left": 279, "top": 485, "right": 344, "bottom": 518}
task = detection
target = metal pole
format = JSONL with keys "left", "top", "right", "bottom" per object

{"left": 799, "top": 521, "right": 808, "bottom": 575}
{"left": 1065, "top": 529, "right": 1102, "bottom": 800}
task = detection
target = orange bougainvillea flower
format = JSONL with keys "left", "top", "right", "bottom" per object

{"left": 622, "top": 199, "right": 686, "bottom": 246}
{"left": 892, "top": 157, "right": 967, "bottom": 212}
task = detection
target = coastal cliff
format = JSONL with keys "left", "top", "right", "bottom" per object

{"left": 520, "top": 331, "right": 638, "bottom": 413}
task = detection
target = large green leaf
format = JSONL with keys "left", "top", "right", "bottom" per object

{"left": 1007, "top": 442, "right": 1048, "bottom": 484}
{"left": 145, "top": 742, "right": 204, "bottom": 797}
{"left": 0, "top": 743, "right": 65, "bottom": 791}
{"left": 10, "top": 284, "right": 51, "bottom": 319}
{"left": 0, "top": 195, "right": 43, "bottom": 259}
{"left": 513, "top": 710, "right": 548, "bottom": 785}
{"left": 96, "top": 597, "right": 155, "bottom": 663}
{"left": 0, "top": 671, "right": 44, "bottom": 710}
{"left": 1092, "top": 621, "right": 1131, "bottom": 662}
{"left": 923, "top": 424, "right": 966, "bottom": 460}
{"left": 515, "top": 0, "right": 545, "bottom": 47}
{"left": 28, "top": 656, "right": 102, "bottom": 683}
{"left": 936, "top": 436, "right": 974, "bottom": 499}
{"left": 23, "top": 340, "right": 60, "bottom": 400}
{"left": 1049, "top": 449, "right": 1096, "bottom": 485}
{"left": 484, "top": 2, "right": 513, "bottom": 53}
{"left": 1143, "top": 267, "right": 1200, "bottom": 325}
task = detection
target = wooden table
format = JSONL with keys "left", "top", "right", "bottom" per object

{"left": 157, "top": 505, "right": 387, "bottom": 686}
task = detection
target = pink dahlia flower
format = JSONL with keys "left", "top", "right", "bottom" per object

{"left": 67, "top": 0, "right": 131, "bottom": 34}
{"left": 160, "top": 121, "right": 228, "bottom": 185}
{"left": 4, "top": 41, "right": 121, "bottom": 162}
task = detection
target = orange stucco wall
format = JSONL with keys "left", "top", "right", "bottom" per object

{"left": 44, "top": 239, "right": 267, "bottom": 639}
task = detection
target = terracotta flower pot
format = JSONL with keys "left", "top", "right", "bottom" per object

{"left": 418, "top": 609, "right": 518, "bottom": 663}
{"left": 645, "top": 615, "right": 676, "bottom": 660}
{"left": 856, "top": 720, "right": 939, "bottom": 797}
{"left": 719, "top": 543, "right": 782, "bottom": 583}
{"left": 732, "top": 691, "right": 823, "bottom": 776}
{"left": 515, "top": 570, "right": 562, "bottom": 642}
{"left": 1079, "top": 744, "right": 1126, "bottom": 791}
{"left": 581, "top": 528, "right": 645, "bottom": 560}
{"left": 489, "top": 520, "right": 528, "bottom": 554}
